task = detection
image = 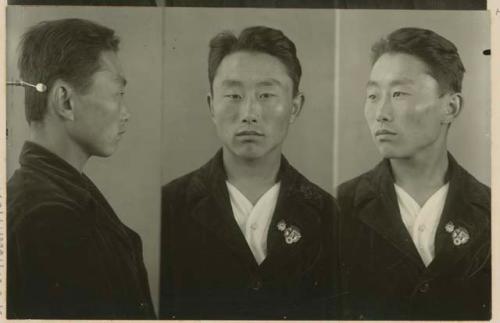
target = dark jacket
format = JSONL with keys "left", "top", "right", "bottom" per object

{"left": 7, "top": 141, "right": 156, "bottom": 320}
{"left": 337, "top": 154, "right": 490, "bottom": 320}
{"left": 160, "top": 150, "right": 341, "bottom": 320}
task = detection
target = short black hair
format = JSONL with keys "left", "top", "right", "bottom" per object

{"left": 208, "top": 26, "right": 302, "bottom": 95}
{"left": 18, "top": 18, "right": 120, "bottom": 123}
{"left": 371, "top": 27, "right": 465, "bottom": 94}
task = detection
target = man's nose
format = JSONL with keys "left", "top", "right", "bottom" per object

{"left": 121, "top": 104, "right": 131, "bottom": 122}
{"left": 241, "top": 97, "right": 259, "bottom": 124}
{"left": 375, "top": 95, "right": 393, "bottom": 122}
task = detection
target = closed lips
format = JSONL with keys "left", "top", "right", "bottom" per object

{"left": 236, "top": 130, "right": 264, "bottom": 136}
{"left": 375, "top": 129, "right": 396, "bottom": 136}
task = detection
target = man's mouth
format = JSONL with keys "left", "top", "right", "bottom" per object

{"left": 375, "top": 129, "right": 396, "bottom": 136}
{"left": 236, "top": 130, "right": 264, "bottom": 137}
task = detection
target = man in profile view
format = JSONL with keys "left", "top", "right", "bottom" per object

{"left": 7, "top": 19, "right": 155, "bottom": 319}
{"left": 160, "top": 26, "right": 340, "bottom": 320}
{"left": 338, "top": 27, "right": 490, "bottom": 320}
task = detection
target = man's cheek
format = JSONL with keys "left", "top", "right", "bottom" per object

{"left": 364, "top": 111, "right": 375, "bottom": 127}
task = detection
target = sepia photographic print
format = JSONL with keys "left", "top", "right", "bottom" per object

{"left": 2, "top": 2, "right": 494, "bottom": 322}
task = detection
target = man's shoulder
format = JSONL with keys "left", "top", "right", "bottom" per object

{"left": 283, "top": 162, "right": 337, "bottom": 212}
{"left": 456, "top": 163, "right": 490, "bottom": 210}
{"left": 8, "top": 166, "right": 82, "bottom": 205}
{"left": 162, "top": 166, "right": 205, "bottom": 200}
{"left": 337, "top": 167, "right": 378, "bottom": 200}
{"left": 293, "top": 170, "right": 331, "bottom": 199}
{"left": 7, "top": 167, "right": 88, "bottom": 234}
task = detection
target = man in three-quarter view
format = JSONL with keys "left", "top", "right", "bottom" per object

{"left": 338, "top": 27, "right": 490, "bottom": 320}
{"left": 160, "top": 26, "right": 340, "bottom": 320}
{"left": 7, "top": 19, "right": 155, "bottom": 319}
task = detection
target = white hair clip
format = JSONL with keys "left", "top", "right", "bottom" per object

{"left": 7, "top": 80, "right": 47, "bottom": 93}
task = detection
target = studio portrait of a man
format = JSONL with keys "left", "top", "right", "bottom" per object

{"left": 160, "top": 25, "right": 340, "bottom": 320}
{"left": 338, "top": 27, "right": 490, "bottom": 320}
{"left": 6, "top": 18, "right": 156, "bottom": 319}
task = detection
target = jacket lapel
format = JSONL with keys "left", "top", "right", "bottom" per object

{"left": 354, "top": 160, "right": 425, "bottom": 268}
{"left": 186, "top": 150, "right": 258, "bottom": 269}
{"left": 185, "top": 152, "right": 325, "bottom": 274}
{"left": 425, "top": 154, "right": 489, "bottom": 278}
{"left": 260, "top": 158, "right": 323, "bottom": 274}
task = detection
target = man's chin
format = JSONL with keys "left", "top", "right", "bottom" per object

{"left": 377, "top": 146, "right": 399, "bottom": 159}
{"left": 229, "top": 146, "right": 265, "bottom": 161}
{"left": 237, "top": 151, "right": 263, "bottom": 161}
{"left": 90, "top": 145, "right": 118, "bottom": 158}
{"left": 378, "top": 148, "right": 414, "bottom": 160}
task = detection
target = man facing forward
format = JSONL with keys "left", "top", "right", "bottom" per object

{"left": 7, "top": 19, "right": 155, "bottom": 319}
{"left": 160, "top": 26, "right": 340, "bottom": 320}
{"left": 338, "top": 27, "right": 490, "bottom": 320}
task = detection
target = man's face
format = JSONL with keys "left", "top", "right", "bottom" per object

{"left": 69, "top": 50, "right": 130, "bottom": 157}
{"left": 364, "top": 52, "right": 450, "bottom": 159}
{"left": 209, "top": 51, "right": 302, "bottom": 161}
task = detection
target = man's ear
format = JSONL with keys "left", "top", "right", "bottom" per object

{"left": 441, "top": 92, "right": 463, "bottom": 125}
{"left": 207, "top": 92, "right": 215, "bottom": 120}
{"left": 289, "top": 92, "right": 305, "bottom": 124}
{"left": 50, "top": 80, "right": 76, "bottom": 121}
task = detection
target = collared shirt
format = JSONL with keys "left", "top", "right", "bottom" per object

{"left": 226, "top": 181, "right": 281, "bottom": 265}
{"left": 394, "top": 183, "right": 449, "bottom": 267}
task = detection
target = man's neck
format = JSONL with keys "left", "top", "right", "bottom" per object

{"left": 30, "top": 123, "right": 89, "bottom": 173}
{"left": 223, "top": 148, "right": 281, "bottom": 205}
{"left": 390, "top": 148, "right": 449, "bottom": 206}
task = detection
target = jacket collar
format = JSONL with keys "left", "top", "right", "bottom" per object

{"left": 184, "top": 149, "right": 325, "bottom": 272}
{"left": 354, "top": 158, "right": 424, "bottom": 267}
{"left": 352, "top": 153, "right": 489, "bottom": 272}
{"left": 19, "top": 141, "right": 87, "bottom": 187}
{"left": 17, "top": 141, "right": 115, "bottom": 222}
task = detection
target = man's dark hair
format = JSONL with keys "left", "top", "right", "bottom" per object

{"left": 370, "top": 27, "right": 465, "bottom": 94}
{"left": 18, "top": 18, "right": 120, "bottom": 123}
{"left": 208, "top": 26, "right": 302, "bottom": 95}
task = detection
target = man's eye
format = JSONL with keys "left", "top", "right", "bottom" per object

{"left": 224, "top": 94, "right": 242, "bottom": 100}
{"left": 259, "top": 93, "right": 275, "bottom": 99}
{"left": 367, "top": 94, "right": 377, "bottom": 100}
{"left": 393, "top": 91, "right": 409, "bottom": 98}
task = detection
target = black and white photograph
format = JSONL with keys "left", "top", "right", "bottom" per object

{"left": 3, "top": 3, "right": 493, "bottom": 322}
{"left": 6, "top": 7, "right": 162, "bottom": 319}
{"left": 335, "top": 10, "right": 490, "bottom": 320}
{"left": 160, "top": 9, "right": 338, "bottom": 320}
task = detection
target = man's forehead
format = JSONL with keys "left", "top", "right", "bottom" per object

{"left": 366, "top": 78, "right": 415, "bottom": 88}
{"left": 214, "top": 57, "right": 292, "bottom": 92}
{"left": 216, "top": 51, "right": 290, "bottom": 78}
{"left": 97, "top": 51, "right": 127, "bottom": 86}
{"left": 94, "top": 68, "right": 127, "bottom": 87}
{"left": 371, "top": 53, "right": 430, "bottom": 75}
{"left": 368, "top": 53, "right": 435, "bottom": 87}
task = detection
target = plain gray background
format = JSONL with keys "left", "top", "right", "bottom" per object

{"left": 335, "top": 10, "right": 490, "bottom": 188}
{"left": 162, "top": 8, "right": 336, "bottom": 194}
{"left": 6, "top": 7, "right": 163, "bottom": 314}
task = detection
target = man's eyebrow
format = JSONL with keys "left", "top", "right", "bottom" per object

{"left": 366, "top": 78, "right": 414, "bottom": 87}
{"left": 390, "top": 78, "right": 414, "bottom": 87}
{"left": 220, "top": 79, "right": 243, "bottom": 87}
{"left": 256, "top": 79, "right": 282, "bottom": 87}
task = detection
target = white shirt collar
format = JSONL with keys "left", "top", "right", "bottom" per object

{"left": 394, "top": 183, "right": 449, "bottom": 267}
{"left": 226, "top": 181, "right": 281, "bottom": 265}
